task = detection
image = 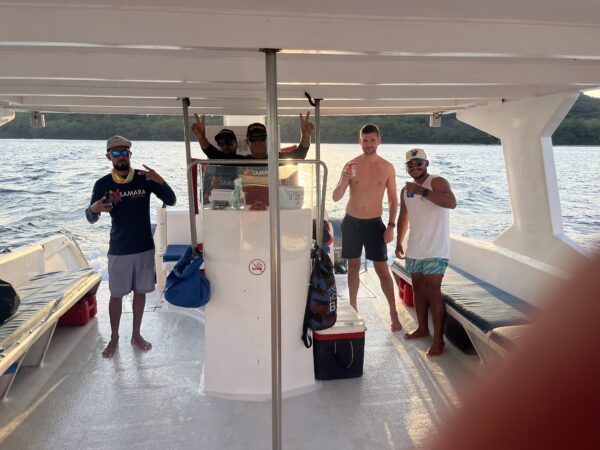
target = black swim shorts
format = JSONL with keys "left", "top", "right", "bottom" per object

{"left": 341, "top": 214, "right": 387, "bottom": 262}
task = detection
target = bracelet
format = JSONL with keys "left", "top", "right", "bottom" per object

{"left": 387, "top": 222, "right": 395, "bottom": 228}
{"left": 422, "top": 188, "right": 430, "bottom": 198}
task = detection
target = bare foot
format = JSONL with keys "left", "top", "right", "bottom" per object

{"left": 426, "top": 340, "right": 445, "bottom": 357}
{"left": 131, "top": 335, "right": 152, "bottom": 351}
{"left": 102, "top": 339, "right": 118, "bottom": 358}
{"left": 403, "top": 328, "right": 430, "bottom": 340}
{"left": 390, "top": 314, "right": 402, "bottom": 332}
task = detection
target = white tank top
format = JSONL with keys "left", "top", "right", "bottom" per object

{"left": 404, "top": 175, "right": 450, "bottom": 259}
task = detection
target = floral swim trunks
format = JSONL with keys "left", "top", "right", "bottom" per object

{"left": 405, "top": 257, "right": 449, "bottom": 275}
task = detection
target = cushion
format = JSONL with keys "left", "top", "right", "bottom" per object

{"left": 0, "top": 302, "right": 56, "bottom": 351}
{"left": 489, "top": 325, "right": 532, "bottom": 351}
{"left": 163, "top": 245, "right": 191, "bottom": 263}
{"left": 18, "top": 268, "right": 99, "bottom": 305}
{"left": 443, "top": 266, "right": 537, "bottom": 333}
{"left": 392, "top": 258, "right": 536, "bottom": 333}
{"left": 1, "top": 267, "right": 100, "bottom": 349}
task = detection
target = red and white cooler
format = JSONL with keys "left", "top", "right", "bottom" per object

{"left": 313, "top": 301, "right": 366, "bottom": 380}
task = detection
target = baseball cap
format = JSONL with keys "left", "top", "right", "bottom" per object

{"left": 214, "top": 129, "right": 237, "bottom": 143}
{"left": 405, "top": 148, "right": 427, "bottom": 162}
{"left": 246, "top": 123, "right": 267, "bottom": 137}
{"left": 106, "top": 135, "right": 132, "bottom": 151}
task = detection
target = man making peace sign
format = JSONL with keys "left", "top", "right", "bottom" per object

{"left": 86, "top": 135, "right": 176, "bottom": 358}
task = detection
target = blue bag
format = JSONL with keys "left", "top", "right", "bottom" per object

{"left": 301, "top": 246, "right": 337, "bottom": 348}
{"left": 165, "top": 247, "right": 210, "bottom": 308}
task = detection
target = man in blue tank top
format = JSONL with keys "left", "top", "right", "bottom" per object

{"left": 86, "top": 135, "right": 176, "bottom": 358}
{"left": 395, "top": 148, "right": 456, "bottom": 356}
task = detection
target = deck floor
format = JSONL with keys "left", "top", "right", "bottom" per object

{"left": 0, "top": 269, "right": 480, "bottom": 450}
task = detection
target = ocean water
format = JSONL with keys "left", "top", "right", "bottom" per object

{"left": 1, "top": 139, "right": 598, "bottom": 277}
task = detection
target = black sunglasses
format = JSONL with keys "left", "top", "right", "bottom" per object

{"left": 406, "top": 159, "right": 425, "bottom": 168}
{"left": 110, "top": 149, "right": 130, "bottom": 157}
{"left": 248, "top": 134, "right": 267, "bottom": 142}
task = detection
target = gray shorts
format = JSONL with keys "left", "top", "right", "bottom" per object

{"left": 107, "top": 249, "right": 156, "bottom": 298}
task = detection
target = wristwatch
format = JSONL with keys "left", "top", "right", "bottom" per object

{"left": 387, "top": 222, "right": 395, "bottom": 228}
{"left": 422, "top": 188, "right": 430, "bottom": 198}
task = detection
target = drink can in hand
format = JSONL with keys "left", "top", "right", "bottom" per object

{"left": 347, "top": 162, "right": 357, "bottom": 177}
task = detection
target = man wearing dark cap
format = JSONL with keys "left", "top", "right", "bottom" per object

{"left": 201, "top": 128, "right": 239, "bottom": 196}
{"left": 213, "top": 128, "right": 238, "bottom": 155}
{"left": 193, "top": 125, "right": 238, "bottom": 158}
{"left": 191, "top": 112, "right": 314, "bottom": 160}
{"left": 86, "top": 135, "right": 176, "bottom": 358}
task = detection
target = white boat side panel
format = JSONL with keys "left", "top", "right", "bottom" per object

{"left": 450, "top": 236, "right": 569, "bottom": 308}
{"left": 40, "top": 235, "right": 88, "bottom": 272}
{"left": 203, "top": 209, "right": 315, "bottom": 399}
{"left": 154, "top": 209, "right": 203, "bottom": 291}
{"left": 0, "top": 245, "right": 44, "bottom": 288}
{"left": 0, "top": 235, "right": 91, "bottom": 290}
{"left": 457, "top": 92, "right": 587, "bottom": 270}
{"left": 164, "top": 210, "right": 203, "bottom": 246}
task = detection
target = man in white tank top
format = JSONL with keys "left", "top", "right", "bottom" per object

{"left": 395, "top": 148, "right": 456, "bottom": 356}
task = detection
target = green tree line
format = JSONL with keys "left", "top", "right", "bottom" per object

{"left": 2, "top": 94, "right": 599, "bottom": 145}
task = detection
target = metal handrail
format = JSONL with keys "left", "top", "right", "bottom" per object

{"left": 179, "top": 97, "right": 198, "bottom": 256}
{"left": 305, "top": 92, "right": 324, "bottom": 245}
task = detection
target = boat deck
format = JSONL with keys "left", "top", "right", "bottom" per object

{"left": 0, "top": 269, "right": 480, "bottom": 449}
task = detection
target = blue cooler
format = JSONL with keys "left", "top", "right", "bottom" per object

{"left": 313, "top": 302, "right": 366, "bottom": 380}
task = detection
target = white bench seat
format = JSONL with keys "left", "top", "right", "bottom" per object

{"left": 391, "top": 258, "right": 536, "bottom": 363}
{"left": 0, "top": 302, "right": 56, "bottom": 352}
{"left": 0, "top": 267, "right": 101, "bottom": 398}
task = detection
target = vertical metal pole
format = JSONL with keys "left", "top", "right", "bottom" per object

{"left": 181, "top": 97, "right": 198, "bottom": 252}
{"left": 314, "top": 98, "right": 323, "bottom": 249}
{"left": 263, "top": 48, "right": 282, "bottom": 450}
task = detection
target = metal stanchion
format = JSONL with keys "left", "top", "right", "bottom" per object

{"left": 179, "top": 97, "right": 198, "bottom": 253}
{"left": 263, "top": 48, "right": 282, "bottom": 450}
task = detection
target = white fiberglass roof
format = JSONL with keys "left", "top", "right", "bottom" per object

{"left": 1, "top": 0, "right": 600, "bottom": 116}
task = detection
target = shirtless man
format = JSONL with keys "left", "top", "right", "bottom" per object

{"left": 332, "top": 124, "right": 401, "bottom": 331}
{"left": 395, "top": 148, "right": 456, "bottom": 356}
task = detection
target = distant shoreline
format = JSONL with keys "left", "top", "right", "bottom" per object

{"left": 1, "top": 138, "right": 598, "bottom": 148}
{"left": 2, "top": 94, "right": 600, "bottom": 146}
